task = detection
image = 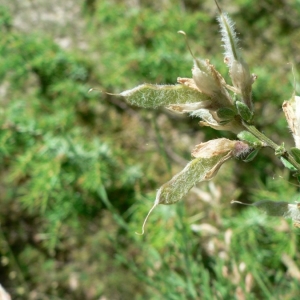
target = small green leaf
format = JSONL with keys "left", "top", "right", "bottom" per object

{"left": 243, "top": 148, "right": 260, "bottom": 162}
{"left": 235, "top": 100, "right": 253, "bottom": 122}
{"left": 291, "top": 147, "right": 300, "bottom": 164}
{"left": 216, "top": 107, "right": 236, "bottom": 120}
{"left": 120, "top": 84, "right": 207, "bottom": 108}
{"left": 280, "top": 157, "right": 297, "bottom": 171}
{"left": 237, "top": 131, "right": 263, "bottom": 147}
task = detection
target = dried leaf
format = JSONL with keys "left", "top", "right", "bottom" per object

{"left": 191, "top": 138, "right": 237, "bottom": 158}
{"left": 192, "top": 59, "right": 233, "bottom": 108}
{"left": 0, "top": 285, "right": 11, "bottom": 300}
{"left": 191, "top": 223, "right": 219, "bottom": 235}
{"left": 177, "top": 77, "right": 199, "bottom": 90}
{"left": 198, "top": 115, "right": 244, "bottom": 134}
{"left": 281, "top": 253, "right": 300, "bottom": 280}
{"left": 282, "top": 95, "right": 300, "bottom": 148}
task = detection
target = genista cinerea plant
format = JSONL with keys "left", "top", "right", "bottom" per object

{"left": 113, "top": 1, "right": 300, "bottom": 233}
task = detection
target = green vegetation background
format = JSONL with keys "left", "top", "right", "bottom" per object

{"left": 1, "top": 0, "right": 300, "bottom": 299}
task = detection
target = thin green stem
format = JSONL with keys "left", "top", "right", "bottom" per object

{"left": 242, "top": 121, "right": 300, "bottom": 172}
{"left": 243, "top": 123, "right": 278, "bottom": 150}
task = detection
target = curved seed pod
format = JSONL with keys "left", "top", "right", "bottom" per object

{"left": 137, "top": 138, "right": 247, "bottom": 235}
{"left": 137, "top": 153, "right": 231, "bottom": 235}
{"left": 216, "top": 0, "right": 254, "bottom": 110}
{"left": 120, "top": 84, "right": 208, "bottom": 108}
{"left": 232, "top": 200, "right": 300, "bottom": 225}
{"left": 252, "top": 200, "right": 289, "bottom": 217}
{"left": 137, "top": 139, "right": 250, "bottom": 235}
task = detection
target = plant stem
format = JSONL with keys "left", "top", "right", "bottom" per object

{"left": 242, "top": 121, "right": 300, "bottom": 172}
{"left": 243, "top": 123, "right": 278, "bottom": 149}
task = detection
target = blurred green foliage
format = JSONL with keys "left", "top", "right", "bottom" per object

{"left": 1, "top": 0, "right": 300, "bottom": 299}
